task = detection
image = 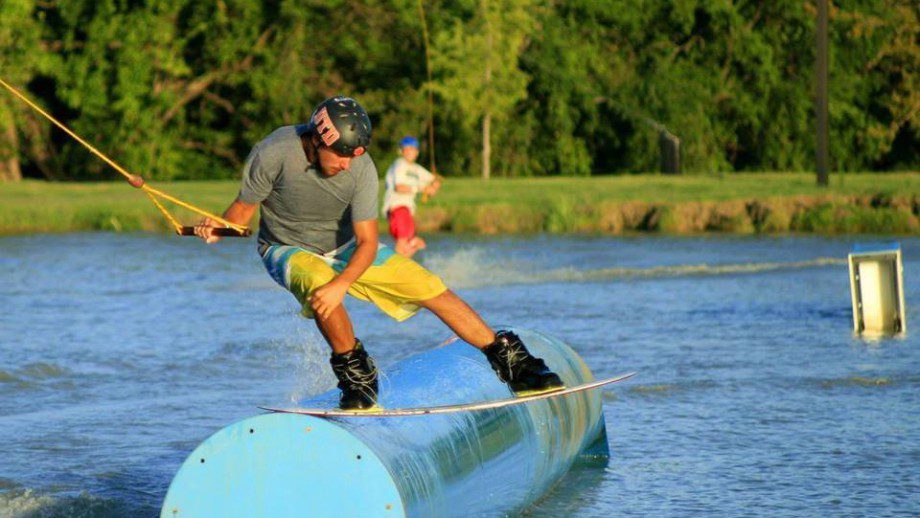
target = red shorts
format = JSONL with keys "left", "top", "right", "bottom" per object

{"left": 388, "top": 206, "right": 416, "bottom": 240}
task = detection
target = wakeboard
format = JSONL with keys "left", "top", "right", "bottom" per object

{"left": 259, "top": 371, "right": 636, "bottom": 418}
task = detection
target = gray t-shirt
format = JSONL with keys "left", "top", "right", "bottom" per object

{"left": 238, "top": 125, "right": 379, "bottom": 254}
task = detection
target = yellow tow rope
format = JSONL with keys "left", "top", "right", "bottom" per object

{"left": 0, "top": 77, "right": 250, "bottom": 237}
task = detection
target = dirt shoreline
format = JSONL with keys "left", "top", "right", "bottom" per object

{"left": 414, "top": 194, "right": 919, "bottom": 235}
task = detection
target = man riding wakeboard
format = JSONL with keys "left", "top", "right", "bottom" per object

{"left": 194, "top": 96, "right": 562, "bottom": 410}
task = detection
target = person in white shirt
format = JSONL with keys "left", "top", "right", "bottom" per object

{"left": 382, "top": 136, "right": 441, "bottom": 258}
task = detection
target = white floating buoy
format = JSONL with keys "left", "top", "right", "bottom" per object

{"left": 848, "top": 243, "right": 906, "bottom": 337}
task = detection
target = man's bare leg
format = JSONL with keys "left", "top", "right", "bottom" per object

{"left": 394, "top": 238, "right": 413, "bottom": 258}
{"left": 416, "top": 290, "right": 495, "bottom": 348}
{"left": 417, "top": 290, "right": 562, "bottom": 393}
{"left": 315, "top": 302, "right": 378, "bottom": 410}
{"left": 419, "top": 290, "right": 564, "bottom": 394}
{"left": 314, "top": 304, "right": 357, "bottom": 354}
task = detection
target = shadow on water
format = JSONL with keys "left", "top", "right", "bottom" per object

{"left": 520, "top": 462, "right": 610, "bottom": 517}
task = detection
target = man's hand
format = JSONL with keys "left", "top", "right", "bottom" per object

{"left": 193, "top": 198, "right": 259, "bottom": 245}
{"left": 312, "top": 219, "right": 376, "bottom": 318}
{"left": 423, "top": 178, "right": 441, "bottom": 197}
{"left": 194, "top": 217, "right": 221, "bottom": 244}
{"left": 311, "top": 279, "right": 350, "bottom": 319}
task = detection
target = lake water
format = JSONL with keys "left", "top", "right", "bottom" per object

{"left": 0, "top": 234, "right": 917, "bottom": 517}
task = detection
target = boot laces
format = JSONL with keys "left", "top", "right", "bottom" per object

{"left": 333, "top": 355, "right": 377, "bottom": 390}
{"left": 497, "top": 338, "right": 545, "bottom": 381}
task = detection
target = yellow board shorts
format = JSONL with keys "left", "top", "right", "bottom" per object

{"left": 260, "top": 242, "right": 447, "bottom": 322}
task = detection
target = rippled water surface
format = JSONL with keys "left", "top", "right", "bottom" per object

{"left": 0, "top": 234, "right": 917, "bottom": 516}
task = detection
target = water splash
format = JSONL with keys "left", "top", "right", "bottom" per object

{"left": 284, "top": 316, "right": 337, "bottom": 404}
{"left": 424, "top": 247, "right": 846, "bottom": 289}
{"left": 423, "top": 247, "right": 534, "bottom": 288}
{"left": 0, "top": 489, "right": 127, "bottom": 518}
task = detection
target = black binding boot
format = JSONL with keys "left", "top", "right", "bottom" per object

{"left": 329, "top": 339, "right": 379, "bottom": 410}
{"left": 482, "top": 330, "right": 564, "bottom": 396}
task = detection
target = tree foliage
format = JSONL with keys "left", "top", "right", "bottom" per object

{"left": 0, "top": 0, "right": 56, "bottom": 181}
{"left": 0, "top": 0, "right": 916, "bottom": 181}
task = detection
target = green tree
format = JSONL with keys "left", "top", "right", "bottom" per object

{"left": 0, "top": 0, "right": 915, "bottom": 181}
{"left": 828, "top": 0, "right": 919, "bottom": 170}
{"left": 0, "top": 0, "right": 55, "bottom": 182}
{"left": 241, "top": 0, "right": 432, "bottom": 171}
{"left": 431, "top": 0, "right": 534, "bottom": 178}
{"left": 41, "top": 0, "right": 275, "bottom": 180}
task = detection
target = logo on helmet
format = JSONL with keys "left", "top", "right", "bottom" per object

{"left": 312, "top": 107, "right": 341, "bottom": 147}
{"left": 353, "top": 147, "right": 366, "bottom": 156}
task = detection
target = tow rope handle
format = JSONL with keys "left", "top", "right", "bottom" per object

{"left": 178, "top": 227, "right": 252, "bottom": 237}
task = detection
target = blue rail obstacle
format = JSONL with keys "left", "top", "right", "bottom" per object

{"left": 160, "top": 328, "right": 610, "bottom": 517}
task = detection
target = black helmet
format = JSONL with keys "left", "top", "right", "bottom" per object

{"left": 307, "top": 96, "right": 372, "bottom": 157}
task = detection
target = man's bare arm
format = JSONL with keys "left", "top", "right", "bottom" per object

{"left": 310, "top": 219, "right": 378, "bottom": 319}
{"left": 194, "top": 197, "right": 258, "bottom": 244}
{"left": 336, "top": 219, "right": 378, "bottom": 285}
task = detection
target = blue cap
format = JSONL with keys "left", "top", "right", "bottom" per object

{"left": 399, "top": 136, "right": 419, "bottom": 148}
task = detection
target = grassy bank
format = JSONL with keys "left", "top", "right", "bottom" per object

{"left": 1, "top": 173, "right": 917, "bottom": 236}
